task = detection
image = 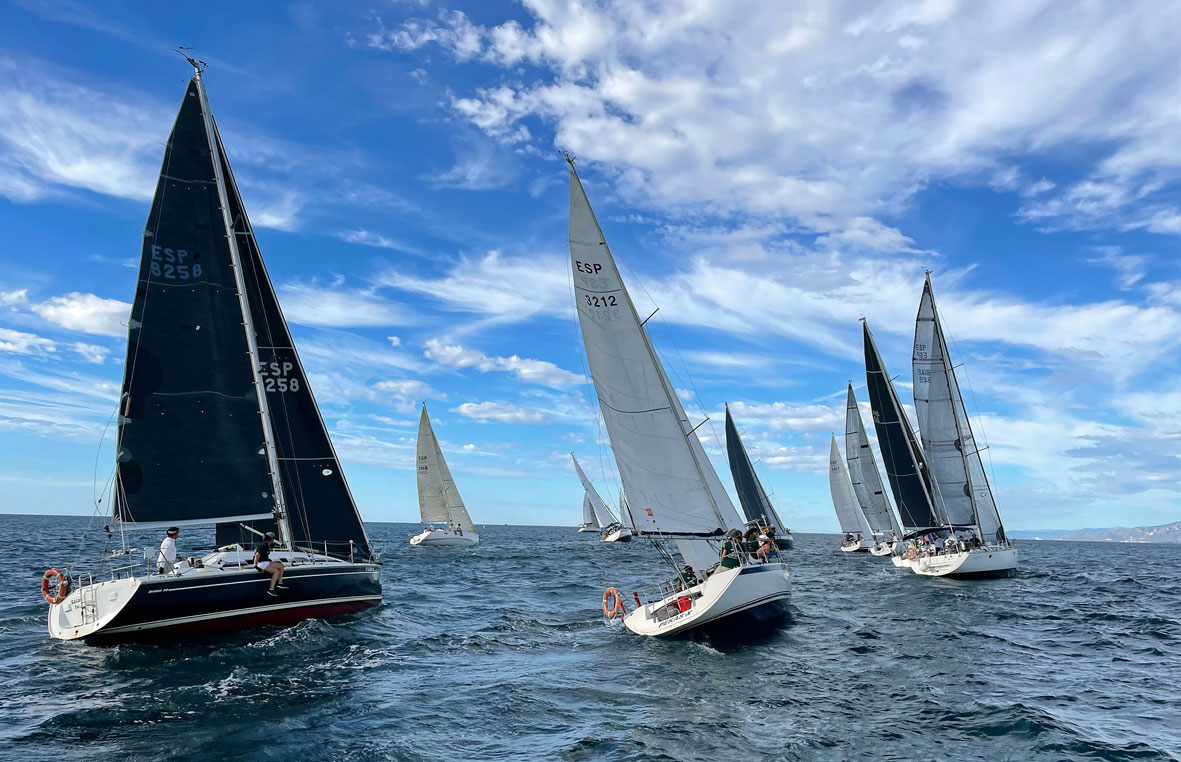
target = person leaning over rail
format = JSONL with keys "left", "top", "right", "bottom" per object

{"left": 254, "top": 532, "right": 288, "bottom": 597}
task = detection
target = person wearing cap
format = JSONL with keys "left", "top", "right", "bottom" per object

{"left": 253, "top": 532, "right": 288, "bottom": 597}
{"left": 755, "top": 533, "right": 774, "bottom": 564}
{"left": 681, "top": 565, "right": 699, "bottom": 588}
{"left": 158, "top": 526, "right": 180, "bottom": 574}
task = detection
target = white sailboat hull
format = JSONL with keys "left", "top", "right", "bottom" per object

{"left": 621, "top": 563, "right": 790, "bottom": 638}
{"left": 869, "top": 540, "right": 896, "bottom": 556}
{"left": 838, "top": 540, "right": 872, "bottom": 553}
{"left": 601, "top": 526, "right": 633, "bottom": 542}
{"left": 409, "top": 529, "right": 479, "bottom": 547}
{"left": 911, "top": 545, "right": 1018, "bottom": 578}
{"left": 577, "top": 525, "right": 598, "bottom": 533}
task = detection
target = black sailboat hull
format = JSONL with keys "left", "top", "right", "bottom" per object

{"left": 83, "top": 563, "right": 381, "bottom": 643}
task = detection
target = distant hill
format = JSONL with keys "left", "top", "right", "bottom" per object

{"left": 1009, "top": 521, "right": 1181, "bottom": 543}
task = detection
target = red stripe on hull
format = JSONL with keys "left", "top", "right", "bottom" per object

{"left": 88, "top": 599, "right": 381, "bottom": 643}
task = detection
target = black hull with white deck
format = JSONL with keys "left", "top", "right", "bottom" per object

{"left": 49, "top": 547, "right": 381, "bottom": 643}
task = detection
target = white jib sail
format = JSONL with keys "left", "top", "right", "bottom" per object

{"left": 568, "top": 162, "right": 742, "bottom": 547}
{"left": 416, "top": 405, "right": 477, "bottom": 533}
{"left": 829, "top": 436, "right": 874, "bottom": 537}
{"left": 912, "top": 276, "right": 1004, "bottom": 542}
{"left": 571, "top": 453, "right": 619, "bottom": 528}
{"left": 844, "top": 384, "right": 902, "bottom": 538}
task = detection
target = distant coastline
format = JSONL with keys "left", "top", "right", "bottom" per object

{"left": 1009, "top": 521, "right": 1181, "bottom": 544}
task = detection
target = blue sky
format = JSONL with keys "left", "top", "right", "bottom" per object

{"left": 2, "top": 0, "right": 1181, "bottom": 532}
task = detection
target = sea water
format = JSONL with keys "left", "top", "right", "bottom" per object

{"left": 1, "top": 515, "right": 1178, "bottom": 761}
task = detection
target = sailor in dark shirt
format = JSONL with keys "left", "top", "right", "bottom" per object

{"left": 253, "top": 531, "right": 287, "bottom": 597}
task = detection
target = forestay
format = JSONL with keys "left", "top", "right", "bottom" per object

{"left": 572, "top": 454, "right": 620, "bottom": 528}
{"left": 417, "top": 406, "right": 477, "bottom": 533}
{"left": 863, "top": 321, "right": 946, "bottom": 530}
{"left": 568, "top": 161, "right": 741, "bottom": 543}
{"left": 829, "top": 438, "right": 873, "bottom": 537}
{"left": 725, "top": 404, "right": 789, "bottom": 535}
{"left": 912, "top": 276, "right": 1005, "bottom": 542}
{"left": 844, "top": 384, "right": 902, "bottom": 538}
{"left": 115, "top": 77, "right": 276, "bottom": 530}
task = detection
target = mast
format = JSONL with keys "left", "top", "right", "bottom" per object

{"left": 192, "top": 64, "right": 291, "bottom": 547}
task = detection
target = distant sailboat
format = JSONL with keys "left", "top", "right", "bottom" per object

{"left": 571, "top": 454, "right": 632, "bottom": 542}
{"left": 844, "top": 384, "right": 903, "bottom": 555}
{"left": 45, "top": 62, "right": 382, "bottom": 642}
{"left": 410, "top": 405, "right": 479, "bottom": 547}
{"left": 568, "top": 158, "right": 790, "bottom": 638}
{"left": 725, "top": 404, "right": 793, "bottom": 549}
{"left": 577, "top": 490, "right": 599, "bottom": 533}
{"left": 863, "top": 318, "right": 946, "bottom": 570}
{"left": 828, "top": 437, "right": 874, "bottom": 552}
{"left": 909, "top": 275, "right": 1016, "bottom": 578}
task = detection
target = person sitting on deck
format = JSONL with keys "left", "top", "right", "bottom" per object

{"left": 254, "top": 532, "right": 287, "bottom": 597}
{"left": 756, "top": 533, "right": 775, "bottom": 563}
{"left": 716, "top": 530, "right": 742, "bottom": 571}
{"left": 744, "top": 527, "right": 761, "bottom": 555}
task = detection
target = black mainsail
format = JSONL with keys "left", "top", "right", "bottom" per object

{"left": 210, "top": 120, "right": 372, "bottom": 560}
{"left": 115, "top": 77, "right": 275, "bottom": 529}
{"left": 725, "top": 404, "right": 788, "bottom": 536}
{"left": 862, "top": 320, "right": 945, "bottom": 531}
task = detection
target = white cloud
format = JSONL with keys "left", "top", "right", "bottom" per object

{"left": 451, "top": 400, "right": 550, "bottom": 424}
{"left": 70, "top": 342, "right": 109, "bottom": 364}
{"left": 335, "top": 229, "right": 424, "bottom": 256}
{"left": 377, "top": 2, "right": 1181, "bottom": 239}
{"left": 279, "top": 281, "right": 414, "bottom": 328}
{"left": 377, "top": 250, "right": 571, "bottom": 325}
{"left": 0, "top": 327, "right": 56, "bottom": 356}
{"left": 424, "top": 338, "right": 581, "bottom": 386}
{"left": 28, "top": 292, "right": 129, "bottom": 337}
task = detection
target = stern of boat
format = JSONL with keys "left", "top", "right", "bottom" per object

{"left": 913, "top": 545, "right": 1018, "bottom": 578}
{"left": 48, "top": 576, "right": 139, "bottom": 641}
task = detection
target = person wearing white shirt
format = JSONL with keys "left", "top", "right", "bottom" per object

{"left": 158, "top": 526, "right": 180, "bottom": 573}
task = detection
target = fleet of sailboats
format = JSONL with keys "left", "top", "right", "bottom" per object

{"left": 38, "top": 62, "right": 1024, "bottom": 648}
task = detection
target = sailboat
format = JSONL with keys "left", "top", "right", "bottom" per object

{"left": 571, "top": 454, "right": 632, "bottom": 542}
{"left": 828, "top": 437, "right": 874, "bottom": 551}
{"left": 410, "top": 405, "right": 479, "bottom": 547}
{"left": 44, "top": 62, "right": 382, "bottom": 642}
{"left": 863, "top": 318, "right": 947, "bottom": 570}
{"left": 725, "top": 404, "right": 794, "bottom": 549}
{"left": 909, "top": 274, "right": 1016, "bottom": 578}
{"left": 567, "top": 158, "right": 790, "bottom": 638}
{"left": 577, "top": 488, "right": 600, "bottom": 533}
{"left": 844, "top": 384, "right": 903, "bottom": 555}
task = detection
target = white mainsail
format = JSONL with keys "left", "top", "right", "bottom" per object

{"left": 416, "top": 405, "right": 477, "bottom": 533}
{"left": 912, "top": 275, "right": 1004, "bottom": 542}
{"left": 844, "top": 384, "right": 902, "bottom": 538}
{"left": 568, "top": 161, "right": 741, "bottom": 572}
{"left": 829, "top": 437, "right": 874, "bottom": 538}
{"left": 571, "top": 453, "right": 620, "bottom": 528}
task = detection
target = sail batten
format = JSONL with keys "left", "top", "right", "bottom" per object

{"left": 568, "top": 162, "right": 741, "bottom": 537}
{"left": 844, "top": 384, "right": 902, "bottom": 538}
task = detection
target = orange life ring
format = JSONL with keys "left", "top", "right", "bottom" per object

{"left": 602, "top": 587, "right": 625, "bottom": 618}
{"left": 41, "top": 568, "right": 68, "bottom": 604}
{"left": 904, "top": 546, "right": 918, "bottom": 561}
